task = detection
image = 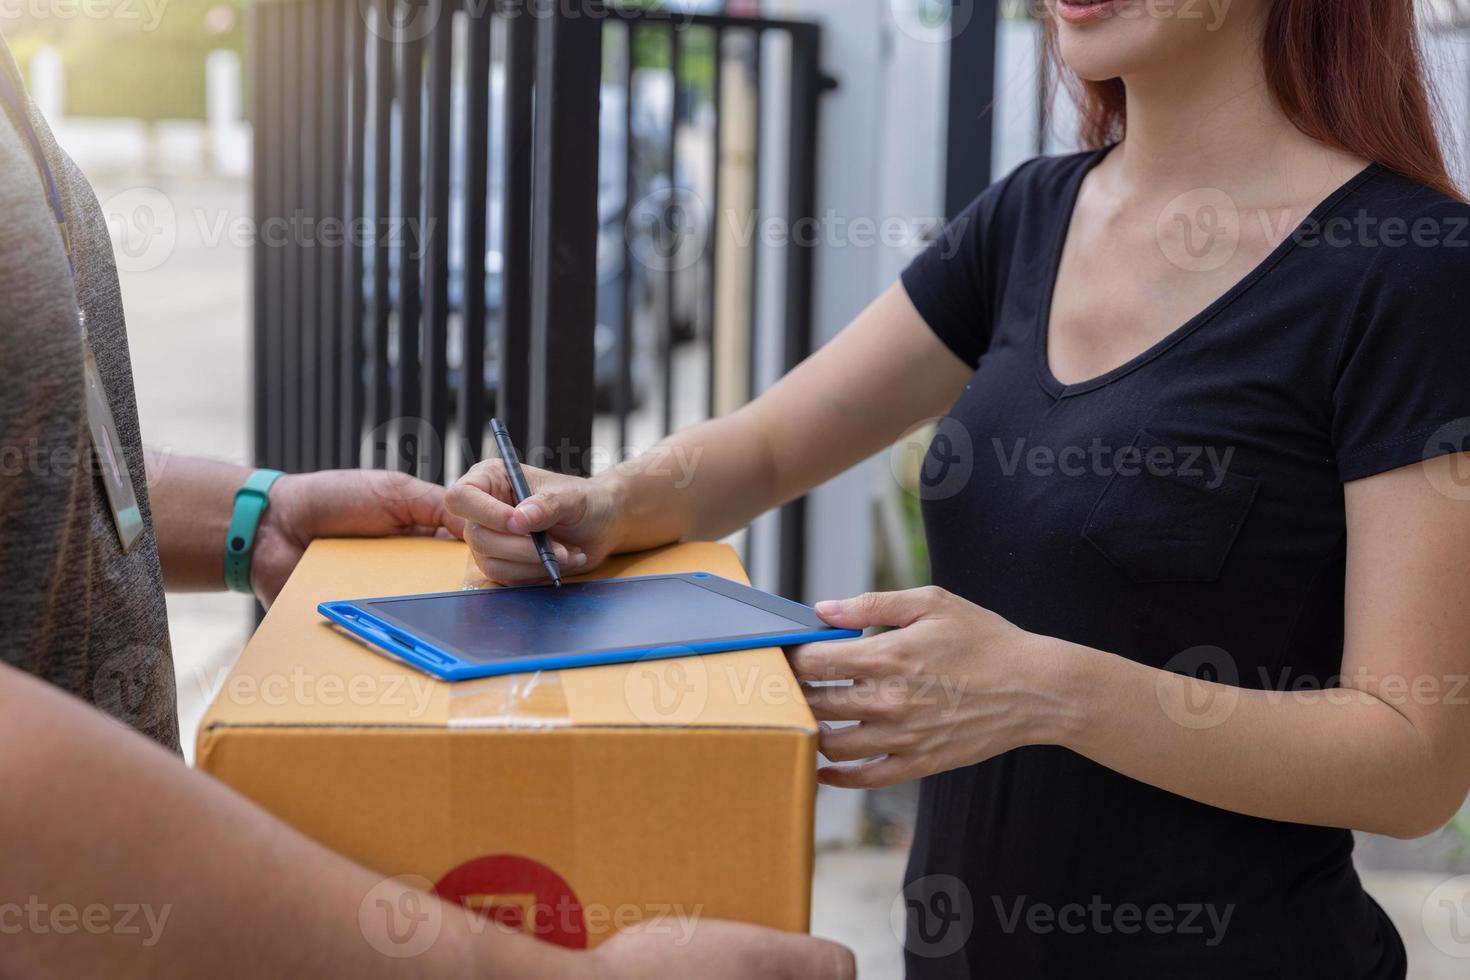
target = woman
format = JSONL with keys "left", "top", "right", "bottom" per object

{"left": 447, "top": 0, "right": 1470, "bottom": 975}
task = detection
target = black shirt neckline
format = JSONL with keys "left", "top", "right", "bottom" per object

{"left": 1033, "top": 148, "right": 1382, "bottom": 399}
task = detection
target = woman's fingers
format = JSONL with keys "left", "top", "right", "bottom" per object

{"left": 507, "top": 485, "right": 591, "bottom": 535}
{"left": 817, "top": 754, "right": 912, "bottom": 790}
{"left": 786, "top": 634, "right": 886, "bottom": 682}
{"left": 471, "top": 553, "right": 561, "bottom": 586}
{"left": 803, "top": 683, "right": 891, "bottom": 723}
{"left": 817, "top": 721, "right": 892, "bottom": 763}
{"left": 444, "top": 478, "right": 519, "bottom": 532}
{"left": 813, "top": 585, "right": 950, "bottom": 631}
{"left": 462, "top": 522, "right": 571, "bottom": 564}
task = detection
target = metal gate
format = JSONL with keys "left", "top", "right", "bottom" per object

{"left": 248, "top": 0, "right": 828, "bottom": 595}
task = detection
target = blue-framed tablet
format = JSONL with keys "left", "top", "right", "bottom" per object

{"left": 318, "top": 572, "right": 861, "bottom": 682}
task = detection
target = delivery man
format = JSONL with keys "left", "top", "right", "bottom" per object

{"left": 0, "top": 37, "right": 853, "bottom": 980}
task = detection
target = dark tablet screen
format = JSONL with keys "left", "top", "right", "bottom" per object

{"left": 363, "top": 576, "right": 811, "bottom": 664}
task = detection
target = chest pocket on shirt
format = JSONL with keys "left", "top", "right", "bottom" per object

{"left": 1082, "top": 429, "right": 1259, "bottom": 584}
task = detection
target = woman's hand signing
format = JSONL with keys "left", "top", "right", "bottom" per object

{"left": 445, "top": 459, "right": 623, "bottom": 585}
{"left": 790, "top": 586, "right": 1080, "bottom": 789}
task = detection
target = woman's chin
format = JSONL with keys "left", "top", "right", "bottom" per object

{"left": 1057, "top": 37, "right": 1156, "bottom": 83}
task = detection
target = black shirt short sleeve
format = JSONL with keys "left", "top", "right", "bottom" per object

{"left": 901, "top": 160, "right": 1037, "bottom": 368}
{"left": 1330, "top": 198, "right": 1470, "bottom": 482}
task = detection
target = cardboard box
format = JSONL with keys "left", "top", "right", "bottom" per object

{"left": 197, "top": 538, "right": 819, "bottom": 948}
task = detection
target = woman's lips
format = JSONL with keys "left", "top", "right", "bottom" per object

{"left": 1056, "top": 0, "right": 1123, "bottom": 25}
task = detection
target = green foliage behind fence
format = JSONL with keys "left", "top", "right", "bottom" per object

{"left": 6, "top": 0, "right": 244, "bottom": 122}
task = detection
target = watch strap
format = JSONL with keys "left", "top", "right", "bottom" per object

{"left": 224, "top": 468, "right": 286, "bottom": 595}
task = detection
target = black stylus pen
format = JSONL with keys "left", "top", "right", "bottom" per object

{"left": 489, "top": 418, "right": 562, "bottom": 587}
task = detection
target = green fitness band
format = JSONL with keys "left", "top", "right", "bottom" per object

{"left": 224, "top": 468, "right": 285, "bottom": 595}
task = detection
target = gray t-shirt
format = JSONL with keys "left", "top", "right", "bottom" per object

{"left": 0, "top": 42, "right": 179, "bottom": 751}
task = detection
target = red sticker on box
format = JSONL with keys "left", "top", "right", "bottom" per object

{"left": 433, "top": 854, "right": 588, "bottom": 949}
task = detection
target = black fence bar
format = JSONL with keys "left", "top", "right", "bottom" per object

{"left": 945, "top": 0, "right": 998, "bottom": 219}
{"left": 267, "top": 2, "right": 288, "bottom": 469}
{"left": 368, "top": 0, "right": 393, "bottom": 468}
{"left": 299, "top": 0, "right": 320, "bottom": 470}
{"left": 460, "top": 2, "right": 493, "bottom": 469}
{"left": 249, "top": 0, "right": 269, "bottom": 468}
{"left": 526, "top": 0, "right": 604, "bottom": 475}
{"left": 497, "top": 7, "right": 535, "bottom": 454}
{"left": 776, "top": 24, "right": 822, "bottom": 600}
{"left": 615, "top": 20, "right": 636, "bottom": 456}
{"left": 394, "top": 17, "right": 424, "bottom": 475}
{"left": 318, "top": 0, "right": 344, "bottom": 470}
{"left": 704, "top": 25, "right": 723, "bottom": 422}
{"left": 659, "top": 25, "right": 680, "bottom": 438}
{"left": 747, "top": 30, "right": 762, "bottom": 406}
{"left": 280, "top": 2, "right": 303, "bottom": 472}
{"left": 422, "top": 7, "right": 453, "bottom": 475}
{"left": 342, "top": 0, "right": 368, "bottom": 468}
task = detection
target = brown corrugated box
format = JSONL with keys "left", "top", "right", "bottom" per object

{"left": 197, "top": 538, "right": 819, "bottom": 948}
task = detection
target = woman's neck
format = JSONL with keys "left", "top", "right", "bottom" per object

{"left": 1103, "top": 19, "right": 1361, "bottom": 204}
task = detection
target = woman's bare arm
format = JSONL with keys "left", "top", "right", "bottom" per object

{"left": 1055, "top": 455, "right": 1470, "bottom": 837}
{"left": 602, "top": 282, "right": 974, "bottom": 551}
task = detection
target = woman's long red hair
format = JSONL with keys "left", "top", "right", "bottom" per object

{"left": 1044, "top": 0, "right": 1463, "bottom": 201}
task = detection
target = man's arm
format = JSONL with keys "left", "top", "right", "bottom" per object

{"left": 0, "top": 660, "right": 579, "bottom": 979}
{"left": 145, "top": 454, "right": 464, "bottom": 604}
{"left": 0, "top": 663, "right": 854, "bottom": 980}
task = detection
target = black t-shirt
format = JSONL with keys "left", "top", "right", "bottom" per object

{"left": 899, "top": 150, "right": 1470, "bottom": 978}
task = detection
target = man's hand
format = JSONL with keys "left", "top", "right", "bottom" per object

{"left": 592, "top": 920, "right": 855, "bottom": 980}
{"left": 252, "top": 469, "right": 466, "bottom": 604}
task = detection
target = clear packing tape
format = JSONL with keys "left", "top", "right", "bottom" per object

{"left": 447, "top": 553, "right": 572, "bottom": 728}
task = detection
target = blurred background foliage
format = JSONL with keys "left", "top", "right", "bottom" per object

{"left": 5, "top": 0, "right": 244, "bottom": 121}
